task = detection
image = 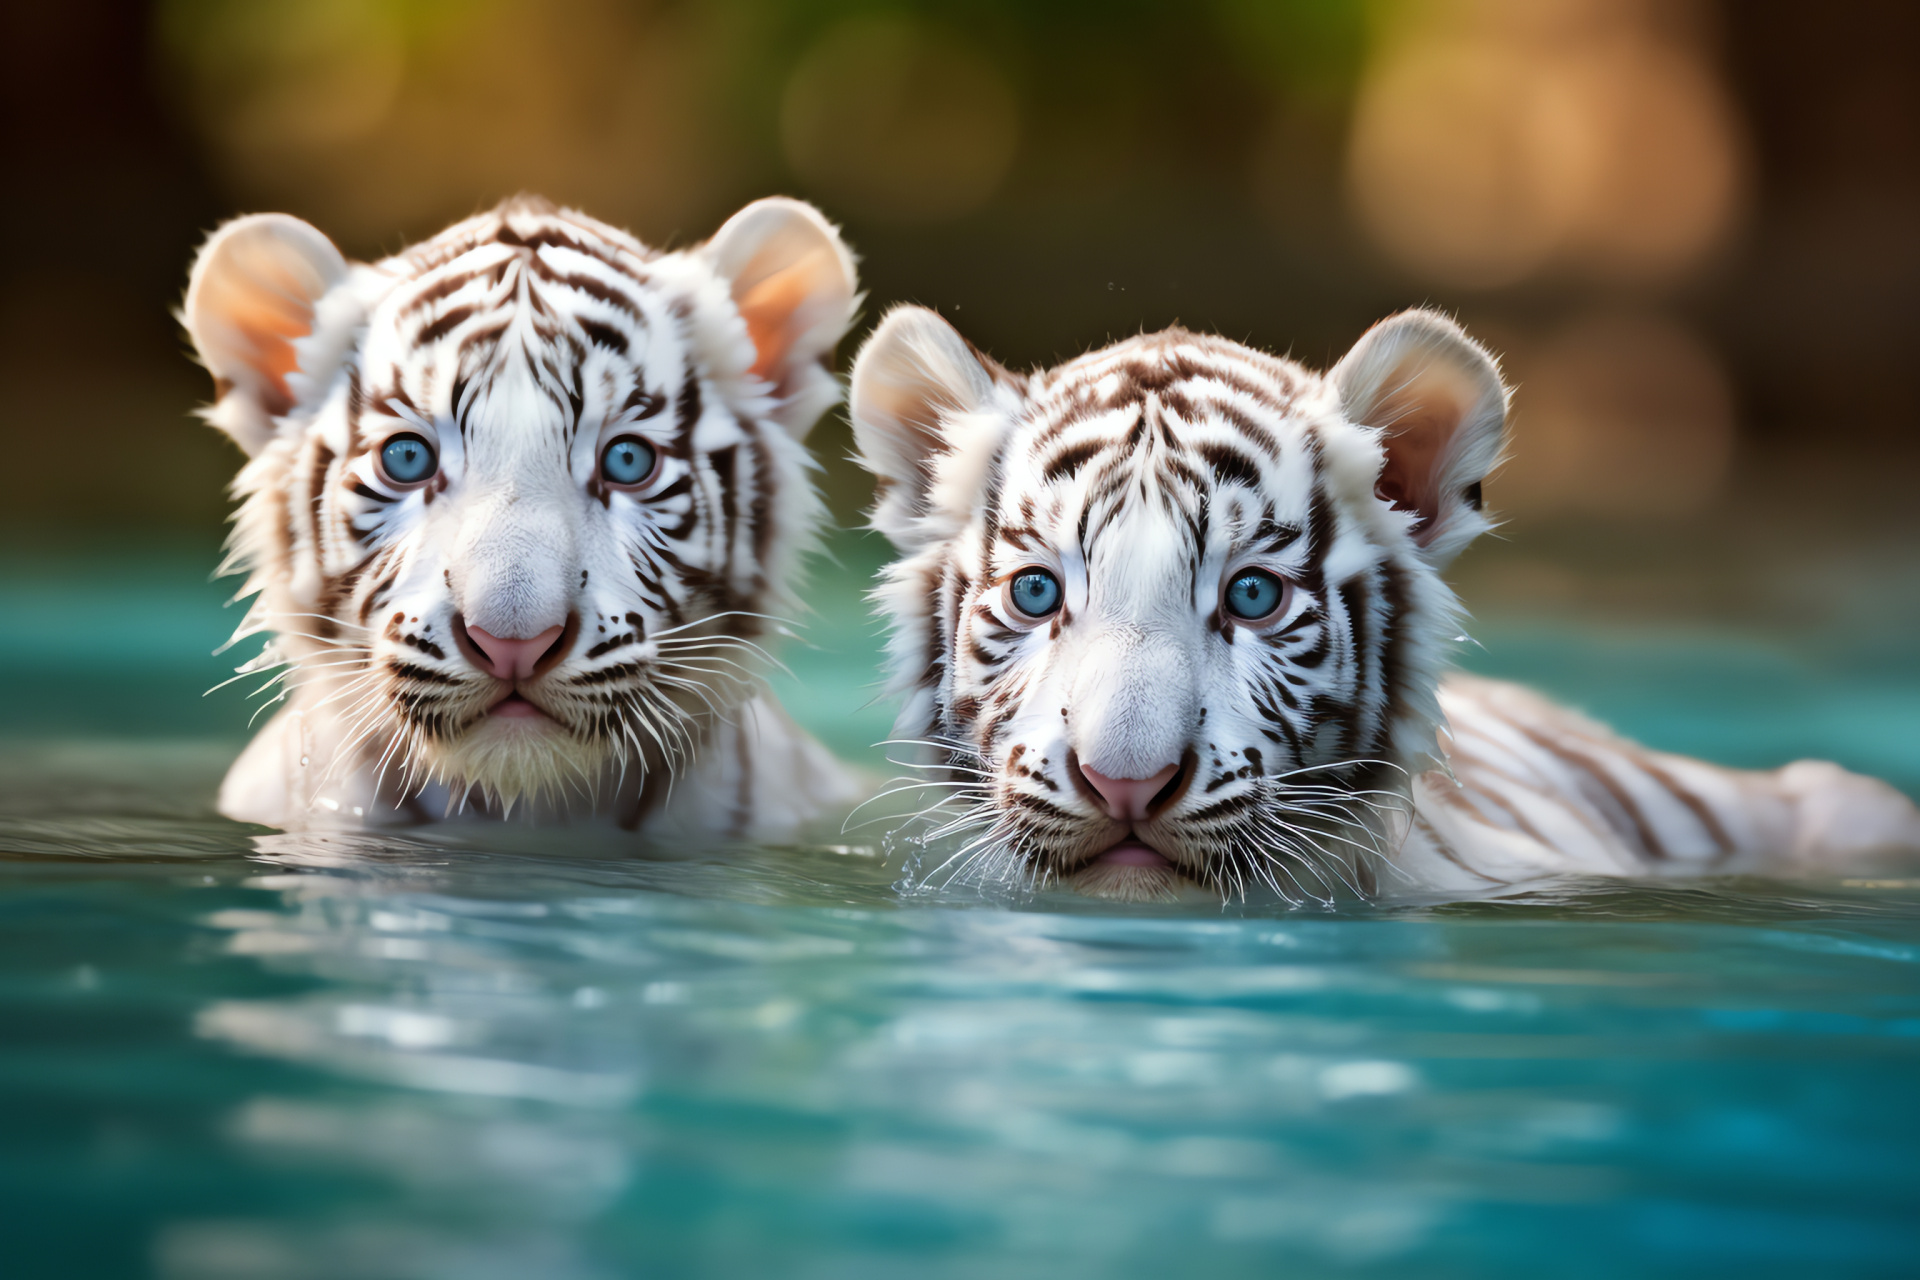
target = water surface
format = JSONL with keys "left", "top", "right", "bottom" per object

{"left": 2, "top": 536, "right": 1917, "bottom": 1278}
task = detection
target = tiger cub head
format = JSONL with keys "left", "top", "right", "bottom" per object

{"left": 849, "top": 307, "right": 1507, "bottom": 902}
{"left": 185, "top": 196, "right": 857, "bottom": 812}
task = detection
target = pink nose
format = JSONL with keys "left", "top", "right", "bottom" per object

{"left": 1079, "top": 761, "right": 1181, "bottom": 821}
{"left": 460, "top": 621, "right": 565, "bottom": 682}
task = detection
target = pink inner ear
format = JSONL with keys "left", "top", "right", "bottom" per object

{"left": 200, "top": 267, "right": 320, "bottom": 416}
{"left": 233, "top": 292, "right": 313, "bottom": 414}
{"left": 1374, "top": 391, "right": 1465, "bottom": 541}
{"left": 737, "top": 251, "right": 833, "bottom": 384}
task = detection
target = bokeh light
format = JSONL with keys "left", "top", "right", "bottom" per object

{"left": 1347, "top": 0, "right": 1747, "bottom": 287}
{"left": 781, "top": 15, "right": 1020, "bottom": 223}
{"left": 1492, "top": 310, "right": 1736, "bottom": 519}
{"left": 157, "top": 0, "right": 736, "bottom": 246}
{"left": 2, "top": 0, "right": 1914, "bottom": 542}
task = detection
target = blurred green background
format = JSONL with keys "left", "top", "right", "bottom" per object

{"left": 1, "top": 0, "right": 1916, "bottom": 781}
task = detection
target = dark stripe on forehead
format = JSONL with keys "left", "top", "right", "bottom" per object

{"left": 1041, "top": 437, "right": 1105, "bottom": 482}
{"left": 1077, "top": 462, "right": 1135, "bottom": 549}
{"left": 1205, "top": 364, "right": 1293, "bottom": 407}
{"left": 578, "top": 318, "right": 628, "bottom": 355}
{"left": 1205, "top": 399, "right": 1284, "bottom": 460}
{"left": 1156, "top": 386, "right": 1197, "bottom": 423}
{"left": 416, "top": 305, "right": 475, "bottom": 346}
{"left": 456, "top": 320, "right": 510, "bottom": 368}
{"left": 1196, "top": 440, "right": 1262, "bottom": 490}
{"left": 492, "top": 220, "right": 623, "bottom": 265}
{"left": 534, "top": 269, "right": 648, "bottom": 321}
{"left": 396, "top": 269, "right": 484, "bottom": 320}
{"left": 1108, "top": 352, "right": 1182, "bottom": 396}
{"left": 1157, "top": 449, "right": 1207, "bottom": 498}
{"left": 1087, "top": 345, "right": 1288, "bottom": 407}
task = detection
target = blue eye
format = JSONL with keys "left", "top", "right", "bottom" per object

{"left": 601, "top": 436, "right": 657, "bottom": 486}
{"left": 1224, "top": 569, "right": 1287, "bottom": 621}
{"left": 1009, "top": 568, "right": 1063, "bottom": 618}
{"left": 379, "top": 433, "right": 436, "bottom": 485}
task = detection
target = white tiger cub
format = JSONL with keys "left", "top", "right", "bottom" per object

{"left": 848, "top": 306, "right": 1920, "bottom": 902}
{"left": 184, "top": 196, "right": 864, "bottom": 838}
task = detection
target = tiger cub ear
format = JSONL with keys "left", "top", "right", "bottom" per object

{"left": 849, "top": 305, "right": 1008, "bottom": 547}
{"left": 703, "top": 197, "right": 860, "bottom": 438}
{"left": 1331, "top": 308, "right": 1509, "bottom": 567}
{"left": 184, "top": 213, "right": 350, "bottom": 457}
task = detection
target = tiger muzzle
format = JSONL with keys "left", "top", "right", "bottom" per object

{"left": 452, "top": 613, "right": 579, "bottom": 682}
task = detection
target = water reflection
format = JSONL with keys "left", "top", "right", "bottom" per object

{"left": 4, "top": 743, "right": 1917, "bottom": 1275}
{"left": 146, "top": 822, "right": 1920, "bottom": 1274}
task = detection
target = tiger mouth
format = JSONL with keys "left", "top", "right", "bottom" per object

{"left": 1086, "top": 839, "right": 1174, "bottom": 870}
{"left": 484, "top": 691, "right": 554, "bottom": 723}
{"left": 1067, "top": 837, "right": 1191, "bottom": 902}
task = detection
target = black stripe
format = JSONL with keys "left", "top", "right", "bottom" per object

{"left": 417, "top": 305, "right": 475, "bottom": 345}
{"left": 1196, "top": 440, "right": 1261, "bottom": 489}
{"left": 541, "top": 270, "right": 647, "bottom": 321}
{"left": 1336, "top": 572, "right": 1376, "bottom": 758}
{"left": 386, "top": 660, "right": 461, "bottom": 686}
{"left": 1373, "top": 557, "right": 1410, "bottom": 757}
{"left": 308, "top": 441, "right": 335, "bottom": 551}
{"left": 710, "top": 444, "right": 739, "bottom": 585}
{"left": 577, "top": 318, "right": 628, "bottom": 354}
{"left": 1041, "top": 437, "right": 1104, "bottom": 482}
{"left": 748, "top": 432, "right": 775, "bottom": 588}
{"left": 396, "top": 272, "right": 472, "bottom": 317}
{"left": 674, "top": 362, "right": 702, "bottom": 448}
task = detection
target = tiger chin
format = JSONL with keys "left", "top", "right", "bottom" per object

{"left": 847, "top": 307, "right": 1920, "bottom": 904}
{"left": 183, "top": 195, "right": 866, "bottom": 839}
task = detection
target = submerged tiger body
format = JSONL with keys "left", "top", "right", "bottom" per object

{"left": 184, "top": 196, "right": 864, "bottom": 838}
{"left": 848, "top": 307, "right": 1920, "bottom": 902}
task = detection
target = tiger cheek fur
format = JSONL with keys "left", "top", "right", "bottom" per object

{"left": 184, "top": 196, "right": 865, "bottom": 834}
{"left": 850, "top": 305, "right": 1505, "bottom": 903}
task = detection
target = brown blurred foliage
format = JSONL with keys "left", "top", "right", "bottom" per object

{"left": 1, "top": 0, "right": 1916, "bottom": 544}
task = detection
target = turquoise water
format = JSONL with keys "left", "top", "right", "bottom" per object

{"left": 3, "top": 535, "right": 1918, "bottom": 1277}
